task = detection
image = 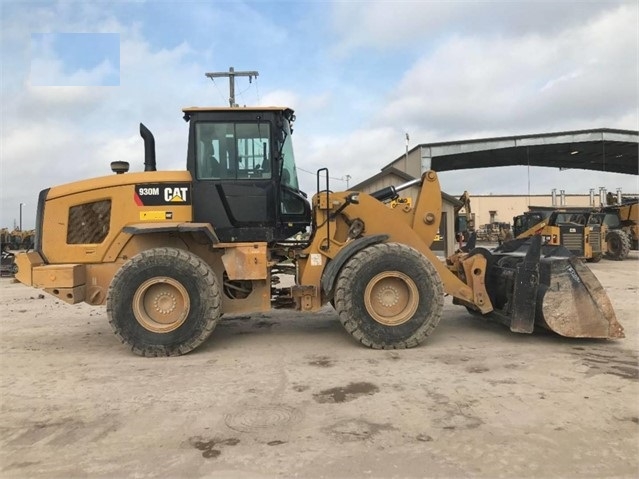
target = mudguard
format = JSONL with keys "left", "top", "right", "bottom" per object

{"left": 320, "top": 234, "right": 389, "bottom": 298}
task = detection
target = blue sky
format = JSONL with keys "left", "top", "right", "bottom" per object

{"left": 30, "top": 32, "right": 120, "bottom": 86}
{"left": 1, "top": 0, "right": 638, "bottom": 229}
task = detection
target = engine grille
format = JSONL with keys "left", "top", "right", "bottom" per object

{"left": 559, "top": 225, "right": 584, "bottom": 255}
{"left": 67, "top": 200, "right": 111, "bottom": 244}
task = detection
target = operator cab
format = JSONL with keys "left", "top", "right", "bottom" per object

{"left": 183, "top": 107, "right": 311, "bottom": 243}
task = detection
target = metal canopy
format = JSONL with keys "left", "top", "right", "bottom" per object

{"left": 412, "top": 129, "right": 638, "bottom": 175}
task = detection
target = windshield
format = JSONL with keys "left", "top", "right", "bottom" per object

{"left": 195, "top": 122, "right": 271, "bottom": 180}
{"left": 279, "top": 121, "right": 300, "bottom": 190}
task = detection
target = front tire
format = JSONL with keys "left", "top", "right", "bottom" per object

{"left": 606, "top": 230, "right": 630, "bottom": 261}
{"left": 107, "top": 247, "right": 221, "bottom": 357}
{"left": 334, "top": 243, "right": 443, "bottom": 349}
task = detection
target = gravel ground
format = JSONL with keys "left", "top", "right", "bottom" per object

{"left": 1, "top": 252, "right": 637, "bottom": 478}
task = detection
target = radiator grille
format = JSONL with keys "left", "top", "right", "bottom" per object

{"left": 561, "top": 232, "right": 584, "bottom": 254}
{"left": 67, "top": 200, "right": 111, "bottom": 244}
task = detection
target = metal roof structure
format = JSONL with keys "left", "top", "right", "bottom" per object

{"left": 351, "top": 167, "right": 414, "bottom": 190}
{"left": 384, "top": 128, "right": 638, "bottom": 175}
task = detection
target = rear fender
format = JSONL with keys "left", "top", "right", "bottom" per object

{"left": 104, "top": 222, "right": 219, "bottom": 262}
{"left": 122, "top": 222, "right": 219, "bottom": 244}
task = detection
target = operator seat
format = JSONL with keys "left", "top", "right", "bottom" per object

{"left": 201, "top": 143, "right": 220, "bottom": 178}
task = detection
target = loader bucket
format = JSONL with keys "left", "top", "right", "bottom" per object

{"left": 535, "top": 256, "right": 624, "bottom": 338}
{"left": 480, "top": 237, "right": 624, "bottom": 339}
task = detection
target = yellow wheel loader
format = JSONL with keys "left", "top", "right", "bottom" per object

{"left": 513, "top": 209, "right": 607, "bottom": 263}
{"left": 601, "top": 200, "right": 638, "bottom": 260}
{"left": 14, "top": 106, "right": 624, "bottom": 356}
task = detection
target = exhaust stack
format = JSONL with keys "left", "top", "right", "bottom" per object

{"left": 139, "top": 123, "right": 157, "bottom": 172}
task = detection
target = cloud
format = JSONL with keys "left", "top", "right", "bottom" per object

{"left": 330, "top": 1, "right": 626, "bottom": 54}
{"left": 314, "top": 2, "right": 638, "bottom": 198}
{"left": 377, "top": 4, "right": 638, "bottom": 137}
{"left": 0, "top": 1, "right": 637, "bottom": 230}
{"left": 30, "top": 56, "right": 119, "bottom": 87}
{"left": 293, "top": 126, "right": 406, "bottom": 194}
{"left": 0, "top": 4, "right": 203, "bottom": 228}
{"left": 29, "top": 33, "right": 120, "bottom": 86}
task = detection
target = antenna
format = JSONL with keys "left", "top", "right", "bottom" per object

{"left": 205, "top": 67, "right": 259, "bottom": 107}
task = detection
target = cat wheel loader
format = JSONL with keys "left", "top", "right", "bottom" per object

{"left": 13, "top": 106, "right": 624, "bottom": 356}
{"left": 601, "top": 199, "right": 638, "bottom": 260}
{"left": 513, "top": 209, "right": 607, "bottom": 263}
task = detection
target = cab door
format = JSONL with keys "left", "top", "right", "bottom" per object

{"left": 191, "top": 120, "right": 277, "bottom": 242}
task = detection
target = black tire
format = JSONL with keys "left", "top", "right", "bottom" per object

{"left": 107, "top": 247, "right": 221, "bottom": 357}
{"left": 606, "top": 230, "right": 630, "bottom": 261}
{"left": 334, "top": 243, "right": 443, "bottom": 349}
{"left": 586, "top": 253, "right": 603, "bottom": 263}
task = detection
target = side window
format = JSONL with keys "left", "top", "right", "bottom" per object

{"left": 195, "top": 123, "right": 230, "bottom": 179}
{"left": 236, "top": 123, "right": 271, "bottom": 179}
{"left": 514, "top": 217, "right": 522, "bottom": 229}
{"left": 195, "top": 122, "right": 271, "bottom": 180}
{"left": 603, "top": 213, "right": 620, "bottom": 228}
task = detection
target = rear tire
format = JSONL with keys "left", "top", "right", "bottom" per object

{"left": 606, "top": 230, "right": 630, "bottom": 261}
{"left": 334, "top": 243, "right": 443, "bottom": 349}
{"left": 107, "top": 247, "right": 221, "bottom": 357}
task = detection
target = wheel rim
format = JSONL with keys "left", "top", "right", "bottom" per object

{"left": 364, "top": 272, "right": 419, "bottom": 326}
{"left": 133, "top": 277, "right": 190, "bottom": 333}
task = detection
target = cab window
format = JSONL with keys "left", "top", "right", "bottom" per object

{"left": 279, "top": 123, "right": 299, "bottom": 190}
{"left": 195, "top": 122, "right": 271, "bottom": 180}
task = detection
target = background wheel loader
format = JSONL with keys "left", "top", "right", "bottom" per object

{"left": 601, "top": 199, "right": 638, "bottom": 260}
{"left": 13, "top": 106, "right": 624, "bottom": 356}
{"left": 513, "top": 208, "right": 607, "bottom": 262}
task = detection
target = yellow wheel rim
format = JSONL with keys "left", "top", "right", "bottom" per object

{"left": 133, "top": 277, "right": 190, "bottom": 333}
{"left": 364, "top": 272, "right": 418, "bottom": 326}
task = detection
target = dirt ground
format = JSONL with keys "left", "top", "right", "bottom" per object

{"left": 1, "top": 252, "right": 638, "bottom": 479}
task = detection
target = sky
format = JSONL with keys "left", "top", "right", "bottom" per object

{"left": 1, "top": 0, "right": 638, "bottom": 230}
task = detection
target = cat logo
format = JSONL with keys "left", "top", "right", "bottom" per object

{"left": 164, "top": 187, "right": 188, "bottom": 203}
{"left": 134, "top": 183, "right": 191, "bottom": 206}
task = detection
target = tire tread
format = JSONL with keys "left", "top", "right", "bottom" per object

{"left": 106, "top": 247, "right": 221, "bottom": 357}
{"left": 334, "top": 243, "right": 443, "bottom": 349}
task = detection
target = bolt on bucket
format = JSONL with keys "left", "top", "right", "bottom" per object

{"left": 481, "top": 236, "right": 624, "bottom": 339}
{"left": 535, "top": 256, "right": 624, "bottom": 338}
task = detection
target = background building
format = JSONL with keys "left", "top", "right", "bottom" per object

{"left": 355, "top": 129, "right": 638, "bottom": 248}
{"left": 464, "top": 193, "right": 595, "bottom": 229}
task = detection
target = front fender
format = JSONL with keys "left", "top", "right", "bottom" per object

{"left": 320, "top": 234, "right": 389, "bottom": 299}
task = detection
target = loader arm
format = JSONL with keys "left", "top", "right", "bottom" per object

{"left": 301, "top": 171, "right": 491, "bottom": 312}
{"left": 515, "top": 220, "right": 548, "bottom": 239}
{"left": 302, "top": 170, "right": 623, "bottom": 339}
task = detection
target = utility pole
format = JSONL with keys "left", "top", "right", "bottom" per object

{"left": 19, "top": 203, "right": 25, "bottom": 231}
{"left": 205, "top": 67, "right": 259, "bottom": 107}
{"left": 405, "top": 132, "right": 410, "bottom": 162}
{"left": 345, "top": 175, "right": 351, "bottom": 189}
